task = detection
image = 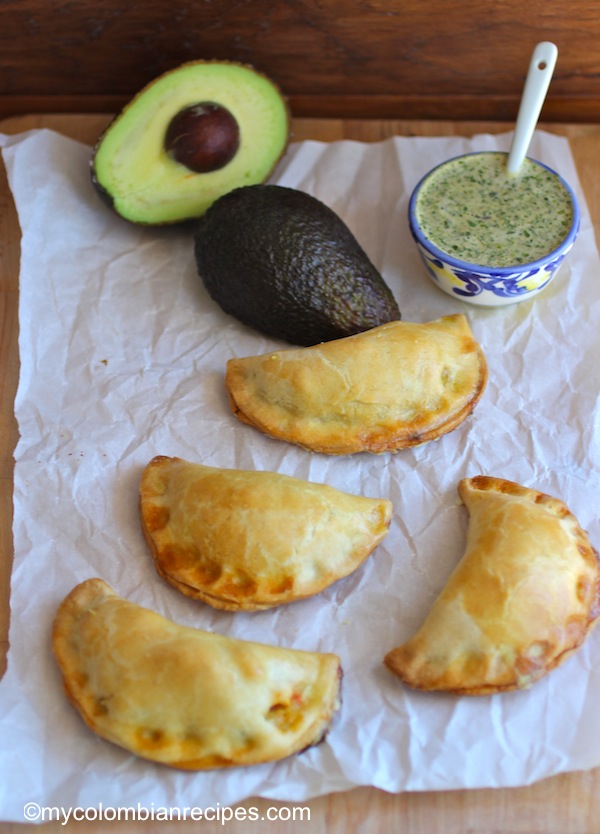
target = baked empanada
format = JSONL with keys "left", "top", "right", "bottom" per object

{"left": 384, "top": 476, "right": 600, "bottom": 695}
{"left": 52, "top": 578, "right": 342, "bottom": 769}
{"left": 140, "top": 456, "right": 392, "bottom": 610}
{"left": 225, "top": 314, "right": 487, "bottom": 455}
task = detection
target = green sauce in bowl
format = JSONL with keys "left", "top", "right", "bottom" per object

{"left": 414, "top": 152, "right": 574, "bottom": 268}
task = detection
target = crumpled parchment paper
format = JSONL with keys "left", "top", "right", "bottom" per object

{"left": 1, "top": 126, "right": 600, "bottom": 822}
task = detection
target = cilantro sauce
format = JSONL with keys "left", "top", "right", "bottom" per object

{"left": 414, "top": 152, "right": 573, "bottom": 268}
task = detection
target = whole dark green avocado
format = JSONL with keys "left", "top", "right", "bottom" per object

{"left": 193, "top": 184, "right": 401, "bottom": 346}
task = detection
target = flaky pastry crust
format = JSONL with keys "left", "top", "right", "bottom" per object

{"left": 140, "top": 456, "right": 392, "bottom": 610}
{"left": 384, "top": 476, "right": 600, "bottom": 695}
{"left": 52, "top": 578, "right": 342, "bottom": 769}
{"left": 225, "top": 315, "right": 487, "bottom": 455}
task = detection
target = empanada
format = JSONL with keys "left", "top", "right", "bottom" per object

{"left": 384, "top": 476, "right": 600, "bottom": 695}
{"left": 52, "top": 578, "right": 342, "bottom": 769}
{"left": 140, "top": 456, "right": 392, "bottom": 610}
{"left": 225, "top": 314, "right": 487, "bottom": 455}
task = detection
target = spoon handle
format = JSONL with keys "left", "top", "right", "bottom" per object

{"left": 507, "top": 42, "right": 558, "bottom": 174}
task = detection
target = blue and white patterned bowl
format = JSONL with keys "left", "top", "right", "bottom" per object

{"left": 408, "top": 152, "right": 580, "bottom": 307}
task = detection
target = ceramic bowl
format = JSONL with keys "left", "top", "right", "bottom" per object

{"left": 408, "top": 151, "right": 580, "bottom": 307}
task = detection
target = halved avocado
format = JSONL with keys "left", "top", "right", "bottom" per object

{"left": 91, "top": 61, "right": 291, "bottom": 225}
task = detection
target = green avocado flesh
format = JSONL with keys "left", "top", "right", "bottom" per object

{"left": 91, "top": 61, "right": 290, "bottom": 225}
{"left": 194, "top": 185, "right": 402, "bottom": 346}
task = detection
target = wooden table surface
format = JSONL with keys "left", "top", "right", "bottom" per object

{"left": 1, "top": 113, "right": 599, "bottom": 834}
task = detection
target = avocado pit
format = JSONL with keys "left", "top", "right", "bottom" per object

{"left": 165, "top": 102, "right": 240, "bottom": 173}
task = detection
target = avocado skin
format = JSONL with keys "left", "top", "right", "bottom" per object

{"left": 194, "top": 185, "right": 401, "bottom": 346}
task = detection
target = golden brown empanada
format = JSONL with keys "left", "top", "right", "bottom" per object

{"left": 140, "top": 456, "right": 392, "bottom": 610}
{"left": 384, "top": 476, "right": 600, "bottom": 695}
{"left": 52, "top": 578, "right": 342, "bottom": 769}
{"left": 225, "top": 314, "right": 487, "bottom": 455}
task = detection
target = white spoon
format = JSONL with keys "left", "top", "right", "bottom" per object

{"left": 506, "top": 41, "right": 558, "bottom": 174}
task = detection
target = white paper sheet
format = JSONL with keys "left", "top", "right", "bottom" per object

{"left": 1, "top": 127, "right": 600, "bottom": 823}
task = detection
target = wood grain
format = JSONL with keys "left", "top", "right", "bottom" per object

{"left": 1, "top": 113, "right": 600, "bottom": 833}
{"left": 1, "top": 0, "right": 600, "bottom": 122}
